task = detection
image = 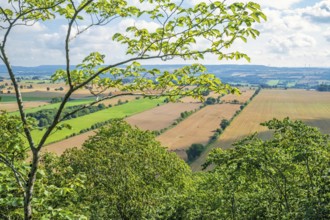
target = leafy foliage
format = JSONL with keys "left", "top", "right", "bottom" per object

{"left": 46, "top": 120, "right": 192, "bottom": 219}
{"left": 192, "top": 118, "right": 330, "bottom": 219}
{"left": 2, "top": 114, "right": 329, "bottom": 219}
{"left": 0, "top": 0, "right": 266, "bottom": 218}
{"left": 0, "top": 112, "right": 86, "bottom": 219}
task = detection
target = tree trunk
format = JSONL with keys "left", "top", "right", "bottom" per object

{"left": 24, "top": 150, "right": 39, "bottom": 220}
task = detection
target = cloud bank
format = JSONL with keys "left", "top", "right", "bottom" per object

{"left": 1, "top": 0, "right": 329, "bottom": 67}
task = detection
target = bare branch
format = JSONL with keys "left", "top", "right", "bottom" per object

{"left": 65, "top": 0, "right": 94, "bottom": 88}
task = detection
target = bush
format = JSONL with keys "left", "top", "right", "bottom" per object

{"left": 50, "top": 97, "right": 63, "bottom": 103}
{"left": 186, "top": 143, "right": 205, "bottom": 162}
{"left": 201, "top": 90, "right": 210, "bottom": 96}
{"left": 204, "top": 97, "right": 216, "bottom": 105}
{"left": 220, "top": 119, "right": 230, "bottom": 130}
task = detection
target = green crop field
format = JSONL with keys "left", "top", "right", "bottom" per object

{"left": 191, "top": 89, "right": 330, "bottom": 171}
{"left": 266, "top": 80, "right": 279, "bottom": 86}
{"left": 286, "top": 82, "right": 296, "bottom": 87}
{"left": 10, "top": 98, "right": 95, "bottom": 115}
{"left": 0, "top": 95, "right": 49, "bottom": 102}
{"left": 30, "top": 98, "right": 164, "bottom": 145}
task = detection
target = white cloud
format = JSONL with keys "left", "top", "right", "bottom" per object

{"left": 324, "top": 29, "right": 330, "bottom": 41}
{"left": 268, "top": 34, "right": 316, "bottom": 54}
{"left": 258, "top": 0, "right": 302, "bottom": 9}
{"left": 301, "top": 0, "right": 330, "bottom": 23}
{"left": 1, "top": 0, "right": 330, "bottom": 67}
{"left": 38, "top": 33, "right": 63, "bottom": 50}
{"left": 118, "top": 18, "right": 160, "bottom": 32}
{"left": 13, "top": 22, "right": 47, "bottom": 33}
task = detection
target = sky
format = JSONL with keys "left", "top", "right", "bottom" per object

{"left": 1, "top": 0, "right": 330, "bottom": 67}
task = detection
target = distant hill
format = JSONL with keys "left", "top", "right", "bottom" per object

{"left": 0, "top": 64, "right": 329, "bottom": 88}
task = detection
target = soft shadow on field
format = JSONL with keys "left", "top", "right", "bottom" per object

{"left": 302, "top": 117, "right": 330, "bottom": 135}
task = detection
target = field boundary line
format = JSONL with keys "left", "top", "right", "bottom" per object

{"left": 189, "top": 87, "right": 261, "bottom": 170}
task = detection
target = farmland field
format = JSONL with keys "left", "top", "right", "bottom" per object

{"left": 125, "top": 102, "right": 201, "bottom": 131}
{"left": 0, "top": 101, "right": 49, "bottom": 112}
{"left": 9, "top": 95, "right": 137, "bottom": 114}
{"left": 191, "top": 89, "right": 330, "bottom": 171}
{"left": 156, "top": 104, "right": 241, "bottom": 160}
{"left": 220, "top": 88, "right": 256, "bottom": 103}
{"left": 42, "top": 102, "right": 200, "bottom": 154}
{"left": 267, "top": 80, "right": 279, "bottom": 86}
{"left": 41, "top": 130, "right": 97, "bottom": 155}
{"left": 180, "top": 87, "right": 255, "bottom": 104}
{"left": 0, "top": 94, "right": 51, "bottom": 102}
{"left": 0, "top": 79, "right": 120, "bottom": 101}
{"left": 30, "top": 98, "right": 164, "bottom": 145}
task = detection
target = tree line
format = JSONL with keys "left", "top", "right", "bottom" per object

{"left": 316, "top": 84, "right": 330, "bottom": 92}
{"left": 27, "top": 103, "right": 107, "bottom": 128}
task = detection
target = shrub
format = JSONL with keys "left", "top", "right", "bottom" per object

{"left": 204, "top": 97, "right": 216, "bottom": 105}
{"left": 220, "top": 119, "right": 230, "bottom": 130}
{"left": 186, "top": 143, "right": 205, "bottom": 162}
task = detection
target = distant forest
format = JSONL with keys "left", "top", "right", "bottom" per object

{"left": 317, "top": 84, "right": 330, "bottom": 91}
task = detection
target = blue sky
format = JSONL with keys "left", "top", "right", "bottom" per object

{"left": 293, "top": 0, "right": 321, "bottom": 8}
{"left": 1, "top": 0, "right": 330, "bottom": 67}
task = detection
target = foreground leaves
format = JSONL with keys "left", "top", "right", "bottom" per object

{"left": 45, "top": 120, "right": 192, "bottom": 219}
{"left": 197, "top": 118, "right": 330, "bottom": 219}
{"left": 1, "top": 116, "right": 329, "bottom": 219}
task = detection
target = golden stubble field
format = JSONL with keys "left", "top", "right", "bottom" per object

{"left": 0, "top": 101, "right": 49, "bottom": 112}
{"left": 221, "top": 89, "right": 256, "bottom": 103}
{"left": 41, "top": 130, "right": 97, "bottom": 155}
{"left": 156, "top": 104, "right": 241, "bottom": 160}
{"left": 125, "top": 102, "right": 201, "bottom": 131}
{"left": 180, "top": 87, "right": 255, "bottom": 104}
{"left": 191, "top": 89, "right": 330, "bottom": 171}
{"left": 1, "top": 80, "right": 120, "bottom": 99}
